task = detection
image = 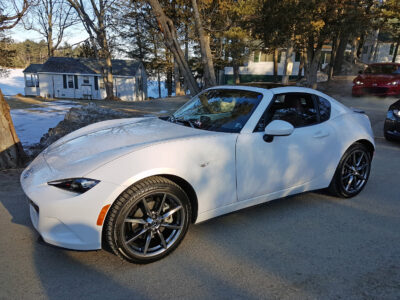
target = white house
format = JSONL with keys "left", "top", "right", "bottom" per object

{"left": 23, "top": 57, "right": 147, "bottom": 101}
{"left": 223, "top": 46, "right": 333, "bottom": 84}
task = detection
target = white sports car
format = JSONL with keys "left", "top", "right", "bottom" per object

{"left": 21, "top": 86, "right": 375, "bottom": 263}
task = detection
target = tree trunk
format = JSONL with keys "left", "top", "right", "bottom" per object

{"left": 298, "top": 50, "right": 305, "bottom": 80}
{"left": 191, "top": 0, "right": 216, "bottom": 88}
{"left": 147, "top": 0, "right": 199, "bottom": 95}
{"left": 357, "top": 33, "right": 364, "bottom": 59}
{"left": 233, "top": 63, "right": 240, "bottom": 84}
{"left": 350, "top": 37, "right": 358, "bottom": 64}
{"left": 392, "top": 37, "right": 399, "bottom": 63}
{"left": 166, "top": 50, "right": 172, "bottom": 97}
{"left": 282, "top": 41, "right": 294, "bottom": 85}
{"left": 328, "top": 35, "right": 340, "bottom": 81}
{"left": 333, "top": 32, "right": 349, "bottom": 76}
{"left": 305, "top": 41, "right": 322, "bottom": 89}
{"left": 368, "top": 29, "right": 379, "bottom": 63}
{"left": 157, "top": 69, "right": 161, "bottom": 98}
{"left": 174, "top": 58, "right": 184, "bottom": 95}
{"left": 99, "top": 31, "right": 114, "bottom": 100}
{"left": 0, "top": 89, "right": 26, "bottom": 169}
{"left": 183, "top": 21, "right": 189, "bottom": 94}
{"left": 273, "top": 49, "right": 278, "bottom": 82}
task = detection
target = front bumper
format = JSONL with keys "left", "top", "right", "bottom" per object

{"left": 21, "top": 154, "right": 122, "bottom": 250}
{"left": 384, "top": 112, "right": 400, "bottom": 140}
{"left": 352, "top": 85, "right": 400, "bottom": 97}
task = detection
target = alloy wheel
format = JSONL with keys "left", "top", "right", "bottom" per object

{"left": 341, "top": 149, "right": 370, "bottom": 194}
{"left": 121, "top": 193, "right": 185, "bottom": 258}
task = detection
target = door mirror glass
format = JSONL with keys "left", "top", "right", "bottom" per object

{"left": 264, "top": 120, "right": 294, "bottom": 136}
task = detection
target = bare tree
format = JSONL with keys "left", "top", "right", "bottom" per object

{"left": 191, "top": 0, "right": 216, "bottom": 88}
{"left": 0, "top": 0, "right": 29, "bottom": 169}
{"left": 25, "top": 0, "right": 78, "bottom": 57}
{"left": 0, "top": 0, "right": 29, "bottom": 30}
{"left": 147, "top": 0, "right": 199, "bottom": 95}
{"left": 67, "top": 0, "right": 116, "bottom": 100}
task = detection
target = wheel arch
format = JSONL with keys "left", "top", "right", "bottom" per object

{"left": 159, "top": 174, "right": 198, "bottom": 224}
{"left": 355, "top": 139, "right": 375, "bottom": 158}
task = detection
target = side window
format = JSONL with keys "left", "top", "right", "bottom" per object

{"left": 267, "top": 93, "right": 318, "bottom": 128}
{"left": 254, "top": 93, "right": 319, "bottom": 131}
{"left": 317, "top": 96, "right": 331, "bottom": 122}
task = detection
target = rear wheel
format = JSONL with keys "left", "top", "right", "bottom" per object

{"left": 329, "top": 143, "right": 371, "bottom": 198}
{"left": 105, "top": 176, "right": 191, "bottom": 263}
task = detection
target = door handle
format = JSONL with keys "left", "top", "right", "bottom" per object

{"left": 313, "top": 130, "right": 329, "bottom": 138}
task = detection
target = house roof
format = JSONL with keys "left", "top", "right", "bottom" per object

{"left": 41, "top": 57, "right": 97, "bottom": 74}
{"left": 23, "top": 64, "right": 43, "bottom": 73}
{"left": 23, "top": 57, "right": 142, "bottom": 77}
{"left": 79, "top": 59, "right": 141, "bottom": 76}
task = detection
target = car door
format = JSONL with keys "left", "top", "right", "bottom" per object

{"left": 236, "top": 92, "right": 337, "bottom": 202}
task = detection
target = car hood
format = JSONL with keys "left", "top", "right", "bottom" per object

{"left": 356, "top": 74, "right": 400, "bottom": 84}
{"left": 42, "top": 117, "right": 210, "bottom": 179}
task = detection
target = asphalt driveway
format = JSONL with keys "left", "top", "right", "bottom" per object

{"left": 0, "top": 89, "right": 399, "bottom": 299}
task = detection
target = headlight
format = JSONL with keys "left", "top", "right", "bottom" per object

{"left": 393, "top": 109, "right": 400, "bottom": 117}
{"left": 354, "top": 80, "right": 364, "bottom": 85}
{"left": 48, "top": 178, "right": 100, "bottom": 193}
{"left": 388, "top": 81, "right": 399, "bottom": 86}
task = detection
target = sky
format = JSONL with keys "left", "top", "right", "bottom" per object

{"left": 9, "top": 22, "right": 89, "bottom": 45}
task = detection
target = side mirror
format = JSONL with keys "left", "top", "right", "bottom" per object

{"left": 263, "top": 120, "right": 294, "bottom": 142}
{"left": 358, "top": 70, "right": 363, "bottom": 74}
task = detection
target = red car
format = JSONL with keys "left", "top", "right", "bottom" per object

{"left": 352, "top": 63, "right": 400, "bottom": 97}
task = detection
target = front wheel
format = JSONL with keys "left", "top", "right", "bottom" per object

{"left": 104, "top": 177, "right": 191, "bottom": 263}
{"left": 329, "top": 143, "right": 372, "bottom": 198}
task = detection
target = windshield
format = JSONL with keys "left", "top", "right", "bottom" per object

{"left": 170, "top": 89, "right": 263, "bottom": 133}
{"left": 364, "top": 64, "right": 400, "bottom": 75}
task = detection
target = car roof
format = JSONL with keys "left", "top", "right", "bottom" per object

{"left": 206, "top": 84, "right": 350, "bottom": 118}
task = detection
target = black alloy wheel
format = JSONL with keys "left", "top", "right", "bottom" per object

{"left": 105, "top": 176, "right": 191, "bottom": 263}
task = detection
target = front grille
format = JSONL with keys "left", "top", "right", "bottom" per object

{"left": 363, "top": 87, "right": 388, "bottom": 94}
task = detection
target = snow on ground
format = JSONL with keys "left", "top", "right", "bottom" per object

{"left": 10, "top": 100, "right": 81, "bottom": 147}
{"left": 147, "top": 80, "right": 170, "bottom": 98}
{"left": 0, "top": 69, "right": 25, "bottom": 95}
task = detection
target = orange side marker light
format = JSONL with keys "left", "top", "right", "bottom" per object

{"left": 97, "top": 204, "right": 111, "bottom": 226}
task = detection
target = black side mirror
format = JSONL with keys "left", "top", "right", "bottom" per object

{"left": 358, "top": 70, "right": 363, "bottom": 74}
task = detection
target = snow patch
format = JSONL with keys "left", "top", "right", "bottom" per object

{"left": 10, "top": 100, "right": 81, "bottom": 147}
{"left": 0, "top": 69, "right": 25, "bottom": 95}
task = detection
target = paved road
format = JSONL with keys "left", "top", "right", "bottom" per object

{"left": 1, "top": 92, "right": 399, "bottom": 300}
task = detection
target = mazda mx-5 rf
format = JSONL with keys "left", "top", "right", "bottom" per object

{"left": 21, "top": 86, "right": 375, "bottom": 263}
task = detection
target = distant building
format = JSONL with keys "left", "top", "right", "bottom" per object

{"left": 23, "top": 57, "right": 147, "bottom": 101}
{"left": 360, "top": 30, "right": 400, "bottom": 64}
{"left": 223, "top": 46, "right": 333, "bottom": 84}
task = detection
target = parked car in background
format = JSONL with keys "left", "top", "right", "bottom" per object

{"left": 384, "top": 99, "right": 400, "bottom": 141}
{"left": 352, "top": 63, "right": 400, "bottom": 97}
{"left": 21, "top": 86, "right": 375, "bottom": 264}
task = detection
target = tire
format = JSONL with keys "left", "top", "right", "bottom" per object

{"left": 384, "top": 132, "right": 394, "bottom": 141}
{"left": 104, "top": 176, "right": 191, "bottom": 264}
{"left": 328, "top": 143, "right": 372, "bottom": 198}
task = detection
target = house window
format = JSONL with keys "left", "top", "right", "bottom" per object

{"left": 94, "top": 77, "right": 98, "bottom": 90}
{"left": 68, "top": 75, "right": 74, "bottom": 88}
{"left": 83, "top": 76, "right": 89, "bottom": 84}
